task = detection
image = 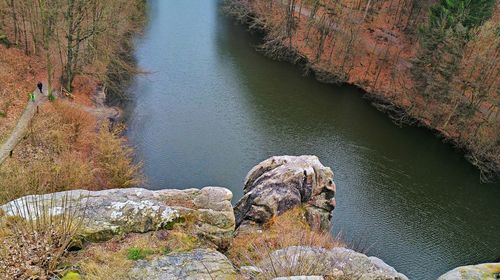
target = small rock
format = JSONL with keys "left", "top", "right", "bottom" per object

{"left": 155, "top": 230, "right": 170, "bottom": 241}
{"left": 438, "top": 263, "right": 500, "bottom": 280}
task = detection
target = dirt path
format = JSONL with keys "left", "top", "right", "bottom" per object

{"left": 0, "top": 89, "right": 46, "bottom": 164}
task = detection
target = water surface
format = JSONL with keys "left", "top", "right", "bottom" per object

{"left": 126, "top": 1, "right": 500, "bottom": 279}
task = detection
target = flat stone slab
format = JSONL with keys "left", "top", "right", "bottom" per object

{"left": 0, "top": 187, "right": 235, "bottom": 249}
{"left": 128, "top": 248, "right": 238, "bottom": 280}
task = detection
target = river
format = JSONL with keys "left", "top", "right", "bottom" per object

{"left": 125, "top": 0, "right": 500, "bottom": 279}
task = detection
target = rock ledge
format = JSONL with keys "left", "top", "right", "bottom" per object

{"left": 1, "top": 187, "right": 235, "bottom": 249}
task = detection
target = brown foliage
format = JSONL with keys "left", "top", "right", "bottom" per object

{"left": 0, "top": 0, "right": 146, "bottom": 95}
{"left": 228, "top": 207, "right": 343, "bottom": 267}
{"left": 226, "top": 0, "right": 500, "bottom": 179}
{"left": 0, "top": 46, "right": 45, "bottom": 142}
{"left": 0, "top": 193, "right": 86, "bottom": 279}
{"left": 0, "top": 102, "right": 142, "bottom": 204}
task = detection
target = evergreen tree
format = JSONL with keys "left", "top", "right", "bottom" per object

{"left": 413, "top": 0, "right": 496, "bottom": 102}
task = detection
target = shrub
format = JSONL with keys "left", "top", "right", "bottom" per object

{"left": 228, "top": 207, "right": 344, "bottom": 267}
{"left": 0, "top": 34, "right": 10, "bottom": 47}
{"left": 0, "top": 154, "right": 94, "bottom": 204}
{"left": 0, "top": 102, "right": 143, "bottom": 204}
{"left": 0, "top": 192, "right": 87, "bottom": 279}
{"left": 93, "top": 122, "right": 143, "bottom": 189}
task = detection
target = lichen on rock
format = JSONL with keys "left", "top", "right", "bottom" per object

{"left": 128, "top": 248, "right": 238, "bottom": 280}
{"left": 0, "top": 186, "right": 235, "bottom": 249}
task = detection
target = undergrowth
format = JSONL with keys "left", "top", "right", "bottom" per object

{"left": 0, "top": 192, "right": 87, "bottom": 279}
{"left": 0, "top": 101, "right": 142, "bottom": 204}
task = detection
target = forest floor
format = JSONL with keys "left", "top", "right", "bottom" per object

{"left": 0, "top": 88, "right": 46, "bottom": 164}
{"left": 0, "top": 45, "right": 141, "bottom": 204}
{"left": 0, "top": 45, "right": 45, "bottom": 143}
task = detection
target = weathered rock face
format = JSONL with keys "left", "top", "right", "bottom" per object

{"left": 438, "top": 263, "right": 500, "bottom": 280}
{"left": 259, "top": 246, "right": 408, "bottom": 280}
{"left": 0, "top": 187, "right": 235, "bottom": 249}
{"left": 128, "top": 248, "right": 237, "bottom": 280}
{"left": 234, "top": 155, "right": 336, "bottom": 231}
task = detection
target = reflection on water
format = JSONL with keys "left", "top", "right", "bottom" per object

{"left": 126, "top": 0, "right": 500, "bottom": 279}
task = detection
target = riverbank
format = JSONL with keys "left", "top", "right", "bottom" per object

{"left": 0, "top": 1, "right": 146, "bottom": 203}
{"left": 125, "top": 1, "right": 500, "bottom": 278}
{"left": 223, "top": 0, "right": 500, "bottom": 181}
{"left": 0, "top": 75, "right": 142, "bottom": 204}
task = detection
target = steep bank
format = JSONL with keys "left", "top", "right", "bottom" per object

{"left": 0, "top": 1, "right": 146, "bottom": 203}
{"left": 0, "top": 45, "right": 45, "bottom": 143}
{"left": 224, "top": 0, "right": 500, "bottom": 180}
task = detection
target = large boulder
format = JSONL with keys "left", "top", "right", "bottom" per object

{"left": 0, "top": 187, "right": 235, "bottom": 249}
{"left": 234, "top": 156, "right": 336, "bottom": 231}
{"left": 438, "top": 263, "right": 500, "bottom": 280}
{"left": 128, "top": 248, "right": 238, "bottom": 280}
{"left": 258, "top": 246, "right": 408, "bottom": 280}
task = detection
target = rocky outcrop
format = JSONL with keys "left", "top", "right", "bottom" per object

{"left": 258, "top": 246, "right": 408, "bottom": 280}
{"left": 234, "top": 155, "right": 336, "bottom": 231}
{"left": 0, "top": 156, "right": 412, "bottom": 280}
{"left": 0, "top": 187, "right": 235, "bottom": 249}
{"left": 128, "top": 248, "right": 237, "bottom": 280}
{"left": 438, "top": 263, "right": 500, "bottom": 280}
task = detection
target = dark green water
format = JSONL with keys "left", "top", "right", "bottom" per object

{"left": 126, "top": 0, "right": 500, "bottom": 279}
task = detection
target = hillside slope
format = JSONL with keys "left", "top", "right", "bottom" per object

{"left": 225, "top": 0, "right": 499, "bottom": 181}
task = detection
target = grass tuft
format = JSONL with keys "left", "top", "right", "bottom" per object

{"left": 126, "top": 247, "right": 154, "bottom": 261}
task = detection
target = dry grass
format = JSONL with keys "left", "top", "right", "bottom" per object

{"left": 228, "top": 207, "right": 344, "bottom": 267}
{"left": 228, "top": 207, "right": 365, "bottom": 279}
{"left": 93, "top": 122, "right": 143, "bottom": 189}
{"left": 254, "top": 245, "right": 358, "bottom": 280}
{"left": 0, "top": 101, "right": 143, "bottom": 204}
{"left": 0, "top": 193, "right": 86, "bottom": 279}
{"left": 67, "top": 220, "right": 205, "bottom": 280}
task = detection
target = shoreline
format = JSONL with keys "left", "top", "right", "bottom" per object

{"left": 224, "top": 1, "right": 499, "bottom": 182}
